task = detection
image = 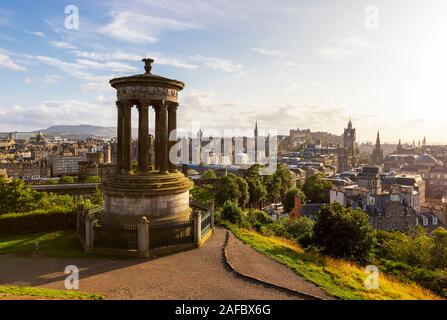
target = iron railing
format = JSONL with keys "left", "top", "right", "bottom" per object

{"left": 201, "top": 210, "right": 212, "bottom": 236}
{"left": 149, "top": 220, "right": 194, "bottom": 250}
{"left": 79, "top": 211, "right": 86, "bottom": 240}
{"left": 94, "top": 223, "right": 138, "bottom": 250}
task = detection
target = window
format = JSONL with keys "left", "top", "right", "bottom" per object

{"left": 433, "top": 217, "right": 438, "bottom": 225}
{"left": 423, "top": 217, "right": 428, "bottom": 226}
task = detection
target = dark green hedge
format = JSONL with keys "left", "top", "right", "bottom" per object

{"left": 0, "top": 208, "right": 77, "bottom": 236}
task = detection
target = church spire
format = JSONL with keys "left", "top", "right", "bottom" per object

{"left": 376, "top": 130, "right": 380, "bottom": 146}
{"left": 347, "top": 117, "right": 352, "bottom": 129}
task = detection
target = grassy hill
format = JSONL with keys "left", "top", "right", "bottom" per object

{"left": 226, "top": 223, "right": 440, "bottom": 300}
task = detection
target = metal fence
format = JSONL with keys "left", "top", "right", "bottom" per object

{"left": 79, "top": 211, "right": 86, "bottom": 240}
{"left": 149, "top": 220, "right": 194, "bottom": 250}
{"left": 201, "top": 210, "right": 212, "bottom": 236}
{"left": 94, "top": 223, "right": 138, "bottom": 250}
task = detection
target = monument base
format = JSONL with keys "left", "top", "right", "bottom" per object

{"left": 102, "top": 171, "right": 193, "bottom": 224}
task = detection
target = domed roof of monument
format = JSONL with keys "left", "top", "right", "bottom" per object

{"left": 109, "top": 58, "right": 184, "bottom": 90}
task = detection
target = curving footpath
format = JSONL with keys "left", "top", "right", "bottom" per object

{"left": 0, "top": 228, "right": 332, "bottom": 300}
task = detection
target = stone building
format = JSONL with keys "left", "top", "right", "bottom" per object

{"left": 357, "top": 166, "right": 382, "bottom": 195}
{"left": 369, "top": 194, "right": 418, "bottom": 231}
{"left": 0, "top": 161, "right": 50, "bottom": 180}
{"left": 330, "top": 167, "right": 429, "bottom": 231}
{"left": 49, "top": 155, "right": 86, "bottom": 177}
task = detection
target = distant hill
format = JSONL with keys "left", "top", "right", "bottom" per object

{"left": 37, "top": 125, "right": 118, "bottom": 139}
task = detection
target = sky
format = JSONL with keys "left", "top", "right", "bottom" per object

{"left": 0, "top": 0, "right": 447, "bottom": 144}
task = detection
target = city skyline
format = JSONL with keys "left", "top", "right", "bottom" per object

{"left": 1, "top": 1, "right": 447, "bottom": 142}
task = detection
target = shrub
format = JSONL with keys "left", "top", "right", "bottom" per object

{"left": 313, "top": 203, "right": 376, "bottom": 264}
{"left": 376, "top": 228, "right": 434, "bottom": 269}
{"left": 221, "top": 200, "right": 244, "bottom": 225}
{"left": 247, "top": 210, "right": 273, "bottom": 230}
{"left": 0, "top": 208, "right": 77, "bottom": 236}
{"left": 59, "top": 176, "right": 75, "bottom": 184}
{"left": 431, "top": 227, "right": 447, "bottom": 269}
{"left": 286, "top": 217, "right": 314, "bottom": 247}
{"left": 85, "top": 176, "right": 101, "bottom": 183}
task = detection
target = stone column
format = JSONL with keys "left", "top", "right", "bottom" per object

{"left": 85, "top": 213, "right": 98, "bottom": 252}
{"left": 194, "top": 210, "right": 202, "bottom": 246}
{"left": 138, "top": 217, "right": 150, "bottom": 258}
{"left": 168, "top": 102, "right": 179, "bottom": 173}
{"left": 137, "top": 100, "right": 150, "bottom": 173}
{"left": 154, "top": 104, "right": 161, "bottom": 171}
{"left": 122, "top": 101, "right": 132, "bottom": 172}
{"left": 155, "top": 101, "right": 169, "bottom": 174}
{"left": 116, "top": 101, "right": 124, "bottom": 170}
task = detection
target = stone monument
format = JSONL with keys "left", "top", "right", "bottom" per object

{"left": 102, "top": 58, "right": 193, "bottom": 225}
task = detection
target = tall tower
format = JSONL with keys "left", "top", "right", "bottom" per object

{"left": 338, "top": 118, "right": 359, "bottom": 172}
{"left": 372, "top": 130, "right": 384, "bottom": 166}
{"left": 397, "top": 139, "right": 403, "bottom": 154}
{"left": 422, "top": 136, "right": 427, "bottom": 146}
{"left": 343, "top": 118, "right": 356, "bottom": 151}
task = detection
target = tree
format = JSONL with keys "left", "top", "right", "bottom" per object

{"left": 88, "top": 187, "right": 104, "bottom": 207}
{"left": 313, "top": 203, "right": 376, "bottom": 264}
{"left": 431, "top": 227, "right": 447, "bottom": 269}
{"left": 302, "top": 173, "right": 333, "bottom": 203}
{"left": 282, "top": 188, "right": 307, "bottom": 212}
{"left": 201, "top": 169, "right": 217, "bottom": 179}
{"left": 265, "top": 174, "right": 282, "bottom": 203}
{"left": 235, "top": 176, "right": 249, "bottom": 208}
{"left": 275, "top": 164, "right": 294, "bottom": 196}
{"left": 246, "top": 177, "right": 267, "bottom": 208}
{"left": 215, "top": 175, "right": 241, "bottom": 206}
{"left": 221, "top": 200, "right": 244, "bottom": 224}
{"left": 191, "top": 184, "right": 215, "bottom": 205}
{"left": 0, "top": 177, "right": 39, "bottom": 214}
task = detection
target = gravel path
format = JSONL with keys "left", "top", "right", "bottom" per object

{"left": 225, "top": 232, "right": 333, "bottom": 300}
{"left": 0, "top": 228, "right": 330, "bottom": 300}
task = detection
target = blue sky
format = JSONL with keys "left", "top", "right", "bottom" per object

{"left": 0, "top": 0, "right": 447, "bottom": 143}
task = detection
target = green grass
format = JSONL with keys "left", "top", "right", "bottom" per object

{"left": 223, "top": 222, "right": 440, "bottom": 300}
{"left": 0, "top": 285, "right": 103, "bottom": 300}
{"left": 0, "top": 231, "right": 93, "bottom": 258}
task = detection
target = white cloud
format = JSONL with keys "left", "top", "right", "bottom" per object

{"left": 24, "top": 78, "right": 32, "bottom": 84}
{"left": 76, "top": 59, "right": 137, "bottom": 72}
{"left": 0, "top": 100, "right": 116, "bottom": 131}
{"left": 26, "top": 31, "right": 45, "bottom": 37}
{"left": 50, "top": 41, "right": 76, "bottom": 49}
{"left": 100, "top": 11, "right": 200, "bottom": 43}
{"left": 192, "top": 55, "right": 242, "bottom": 72}
{"left": 0, "top": 53, "right": 27, "bottom": 71}
{"left": 176, "top": 88, "right": 349, "bottom": 136}
{"left": 251, "top": 48, "right": 287, "bottom": 57}
{"left": 22, "top": 55, "right": 114, "bottom": 92}
{"left": 71, "top": 50, "right": 198, "bottom": 70}
{"left": 317, "top": 34, "right": 374, "bottom": 61}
